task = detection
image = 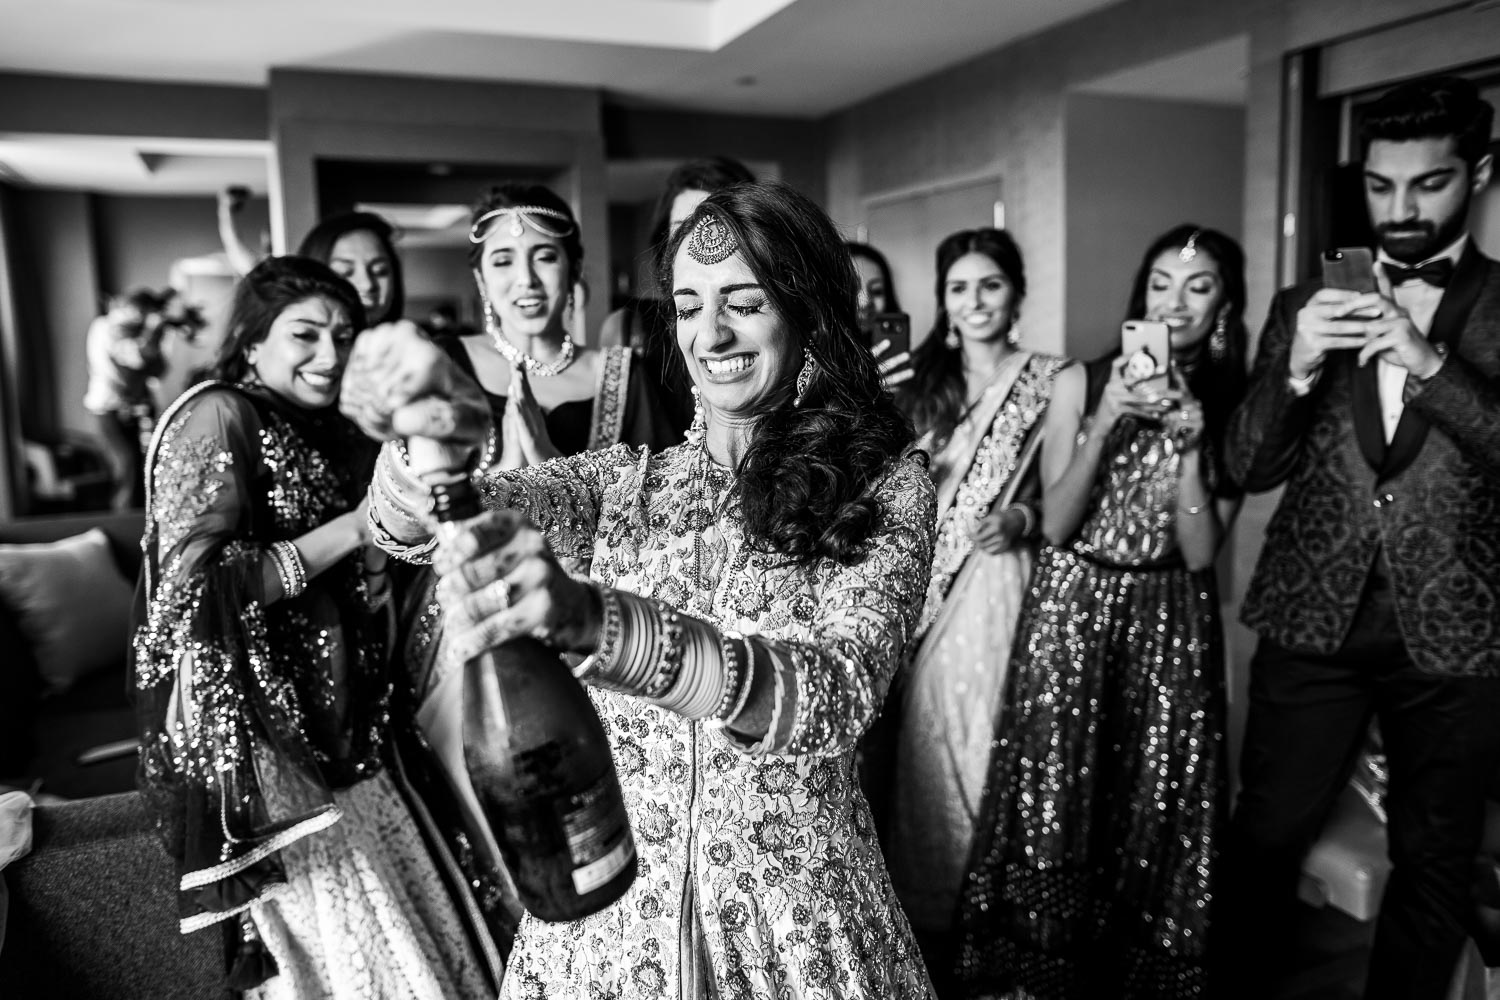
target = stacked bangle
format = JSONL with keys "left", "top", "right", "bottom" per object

{"left": 643, "top": 606, "right": 685, "bottom": 699}
{"left": 707, "top": 632, "right": 752, "bottom": 726}
{"left": 578, "top": 590, "right": 658, "bottom": 694}
{"left": 394, "top": 424, "right": 498, "bottom": 482}
{"left": 269, "top": 540, "right": 307, "bottom": 599}
{"left": 1003, "top": 502, "right": 1037, "bottom": 538}
{"left": 578, "top": 589, "right": 756, "bottom": 724}
{"left": 663, "top": 621, "right": 723, "bottom": 719}
{"left": 585, "top": 588, "right": 625, "bottom": 682}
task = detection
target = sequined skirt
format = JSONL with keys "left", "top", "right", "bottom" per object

{"left": 954, "top": 546, "right": 1227, "bottom": 1000}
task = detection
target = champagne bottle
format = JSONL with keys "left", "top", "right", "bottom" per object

{"left": 430, "top": 477, "right": 636, "bottom": 922}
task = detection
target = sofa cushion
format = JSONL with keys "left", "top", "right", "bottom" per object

{"left": 0, "top": 792, "right": 231, "bottom": 999}
{"left": 0, "top": 529, "right": 135, "bottom": 696}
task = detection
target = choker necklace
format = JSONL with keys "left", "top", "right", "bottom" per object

{"left": 485, "top": 306, "right": 576, "bottom": 377}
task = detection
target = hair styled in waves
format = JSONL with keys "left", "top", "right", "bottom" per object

{"left": 661, "top": 182, "right": 914, "bottom": 566}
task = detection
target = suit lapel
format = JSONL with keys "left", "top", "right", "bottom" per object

{"left": 1380, "top": 243, "right": 1488, "bottom": 481}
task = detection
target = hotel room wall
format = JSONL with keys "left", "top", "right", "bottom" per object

{"left": 1064, "top": 93, "right": 1246, "bottom": 365}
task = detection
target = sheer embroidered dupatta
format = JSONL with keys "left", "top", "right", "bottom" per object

{"left": 917, "top": 352, "right": 1069, "bottom": 632}
{"left": 132, "top": 382, "right": 383, "bottom": 935}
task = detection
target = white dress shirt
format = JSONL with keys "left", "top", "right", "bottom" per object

{"left": 1374, "top": 234, "right": 1466, "bottom": 441}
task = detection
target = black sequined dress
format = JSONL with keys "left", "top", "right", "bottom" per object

{"left": 132, "top": 382, "right": 489, "bottom": 996}
{"left": 953, "top": 415, "right": 1229, "bottom": 999}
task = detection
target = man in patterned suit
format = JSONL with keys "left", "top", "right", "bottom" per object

{"left": 1213, "top": 76, "right": 1500, "bottom": 999}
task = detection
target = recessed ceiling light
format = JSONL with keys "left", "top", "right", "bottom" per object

{"left": 735, "top": 75, "right": 757, "bottom": 87}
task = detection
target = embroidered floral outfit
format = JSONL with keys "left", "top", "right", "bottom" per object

{"left": 377, "top": 441, "right": 939, "bottom": 1000}
{"left": 132, "top": 383, "right": 488, "bottom": 998}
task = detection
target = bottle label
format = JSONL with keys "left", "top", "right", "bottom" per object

{"left": 558, "top": 773, "right": 635, "bottom": 895}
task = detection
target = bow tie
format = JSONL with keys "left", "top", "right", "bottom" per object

{"left": 1381, "top": 258, "right": 1455, "bottom": 289}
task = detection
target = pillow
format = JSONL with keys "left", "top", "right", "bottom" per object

{"left": 0, "top": 529, "right": 135, "bottom": 696}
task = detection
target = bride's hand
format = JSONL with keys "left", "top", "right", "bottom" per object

{"left": 434, "top": 508, "right": 601, "bottom": 659}
{"left": 340, "top": 321, "right": 491, "bottom": 475}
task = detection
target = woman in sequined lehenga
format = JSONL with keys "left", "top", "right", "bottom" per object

{"left": 882, "top": 229, "right": 1070, "bottom": 987}
{"left": 344, "top": 182, "right": 938, "bottom": 999}
{"left": 132, "top": 257, "right": 489, "bottom": 999}
{"left": 953, "top": 225, "right": 1250, "bottom": 999}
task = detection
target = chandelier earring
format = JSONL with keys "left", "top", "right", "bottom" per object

{"left": 482, "top": 297, "right": 501, "bottom": 339}
{"left": 1209, "top": 309, "right": 1228, "bottom": 363}
{"left": 242, "top": 350, "right": 261, "bottom": 385}
{"left": 793, "top": 350, "right": 816, "bottom": 408}
{"left": 945, "top": 314, "right": 961, "bottom": 349}
{"left": 686, "top": 386, "right": 707, "bottom": 447}
{"left": 1005, "top": 318, "right": 1022, "bottom": 348}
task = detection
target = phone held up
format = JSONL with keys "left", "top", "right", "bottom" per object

{"left": 1321, "top": 247, "right": 1383, "bottom": 323}
{"left": 867, "top": 312, "right": 911, "bottom": 358}
{"left": 1121, "top": 319, "right": 1172, "bottom": 398}
{"left": 1320, "top": 247, "right": 1378, "bottom": 294}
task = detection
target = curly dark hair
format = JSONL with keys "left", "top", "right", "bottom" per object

{"left": 660, "top": 182, "right": 914, "bottom": 566}
{"left": 1360, "top": 74, "right": 1494, "bottom": 169}
{"left": 1120, "top": 223, "right": 1249, "bottom": 493}
{"left": 466, "top": 182, "right": 584, "bottom": 290}
{"left": 895, "top": 228, "right": 1026, "bottom": 443}
{"left": 212, "top": 255, "right": 365, "bottom": 384}
{"left": 295, "top": 211, "right": 404, "bottom": 323}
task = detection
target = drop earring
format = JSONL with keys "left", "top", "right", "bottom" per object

{"left": 1210, "top": 310, "right": 1228, "bottom": 363}
{"left": 687, "top": 386, "right": 706, "bottom": 447}
{"left": 945, "top": 315, "right": 960, "bottom": 349}
{"left": 793, "top": 351, "right": 816, "bottom": 407}
{"left": 1006, "top": 320, "right": 1021, "bottom": 348}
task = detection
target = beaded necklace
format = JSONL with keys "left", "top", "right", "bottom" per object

{"left": 691, "top": 445, "right": 737, "bottom": 595}
{"left": 483, "top": 307, "right": 577, "bottom": 377}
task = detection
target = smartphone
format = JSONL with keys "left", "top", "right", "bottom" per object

{"left": 869, "top": 312, "right": 911, "bottom": 358}
{"left": 1120, "top": 319, "right": 1171, "bottom": 396}
{"left": 1321, "top": 247, "right": 1378, "bottom": 293}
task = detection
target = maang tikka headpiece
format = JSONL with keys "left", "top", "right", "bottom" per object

{"left": 686, "top": 213, "right": 739, "bottom": 265}
{"left": 1179, "top": 229, "right": 1202, "bottom": 263}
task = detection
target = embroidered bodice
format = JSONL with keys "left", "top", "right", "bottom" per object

{"left": 478, "top": 443, "right": 937, "bottom": 999}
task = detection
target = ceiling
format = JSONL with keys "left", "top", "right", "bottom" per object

{"left": 1074, "top": 35, "right": 1249, "bottom": 106}
{"left": 0, "top": 0, "right": 1122, "bottom": 118}
{"left": 0, "top": 0, "right": 1127, "bottom": 196}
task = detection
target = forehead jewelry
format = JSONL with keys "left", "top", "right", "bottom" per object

{"left": 1179, "top": 230, "right": 1202, "bottom": 263}
{"left": 686, "top": 213, "right": 739, "bottom": 265}
{"left": 468, "top": 206, "right": 576, "bottom": 242}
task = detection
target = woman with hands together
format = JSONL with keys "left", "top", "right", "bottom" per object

{"left": 361, "top": 184, "right": 680, "bottom": 967}
{"left": 955, "top": 224, "right": 1249, "bottom": 999}
{"left": 348, "top": 182, "right": 938, "bottom": 999}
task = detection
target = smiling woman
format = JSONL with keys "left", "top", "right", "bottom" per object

{"left": 131, "top": 255, "right": 490, "bottom": 997}
{"left": 346, "top": 181, "right": 939, "bottom": 998}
